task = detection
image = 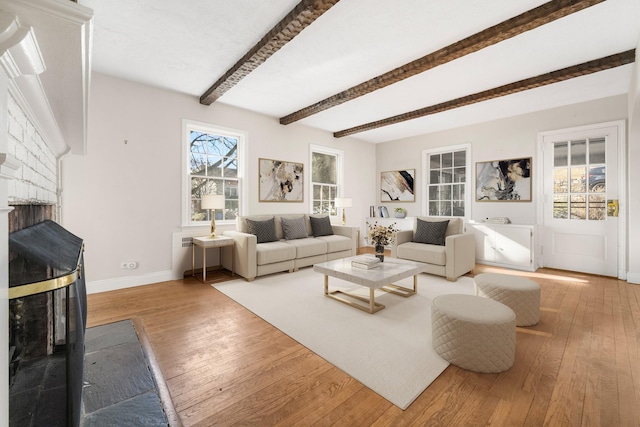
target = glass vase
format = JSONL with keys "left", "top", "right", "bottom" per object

{"left": 374, "top": 244, "right": 385, "bottom": 262}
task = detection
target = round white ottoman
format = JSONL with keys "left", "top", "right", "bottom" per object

{"left": 474, "top": 273, "right": 541, "bottom": 326}
{"left": 431, "top": 294, "right": 516, "bottom": 373}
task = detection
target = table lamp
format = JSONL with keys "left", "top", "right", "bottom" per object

{"left": 201, "top": 194, "right": 225, "bottom": 237}
{"left": 335, "top": 197, "right": 352, "bottom": 226}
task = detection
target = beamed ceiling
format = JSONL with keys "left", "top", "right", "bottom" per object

{"left": 81, "top": 0, "right": 640, "bottom": 143}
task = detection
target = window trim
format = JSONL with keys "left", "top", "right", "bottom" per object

{"left": 181, "top": 119, "right": 247, "bottom": 228}
{"left": 421, "top": 143, "right": 471, "bottom": 220}
{"left": 309, "top": 144, "right": 344, "bottom": 220}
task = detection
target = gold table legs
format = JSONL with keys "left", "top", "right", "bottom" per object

{"left": 323, "top": 274, "right": 418, "bottom": 314}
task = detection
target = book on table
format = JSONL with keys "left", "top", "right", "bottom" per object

{"left": 351, "top": 256, "right": 381, "bottom": 269}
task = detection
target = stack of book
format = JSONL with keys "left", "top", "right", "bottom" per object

{"left": 351, "top": 255, "right": 381, "bottom": 270}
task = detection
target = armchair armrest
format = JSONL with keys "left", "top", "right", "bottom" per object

{"left": 223, "top": 230, "right": 257, "bottom": 281}
{"left": 391, "top": 229, "right": 414, "bottom": 258}
{"left": 444, "top": 232, "right": 476, "bottom": 281}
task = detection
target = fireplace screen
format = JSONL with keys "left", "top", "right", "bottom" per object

{"left": 8, "top": 220, "right": 86, "bottom": 427}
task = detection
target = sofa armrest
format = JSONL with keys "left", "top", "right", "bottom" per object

{"left": 332, "top": 225, "right": 358, "bottom": 256}
{"left": 223, "top": 230, "right": 257, "bottom": 280}
{"left": 391, "top": 229, "right": 414, "bottom": 258}
{"left": 444, "top": 232, "right": 476, "bottom": 281}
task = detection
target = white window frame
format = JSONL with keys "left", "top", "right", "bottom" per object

{"left": 421, "top": 143, "right": 471, "bottom": 220}
{"left": 309, "top": 144, "right": 344, "bottom": 220}
{"left": 181, "top": 119, "right": 247, "bottom": 228}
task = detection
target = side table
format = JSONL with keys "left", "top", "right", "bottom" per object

{"left": 192, "top": 236, "right": 234, "bottom": 283}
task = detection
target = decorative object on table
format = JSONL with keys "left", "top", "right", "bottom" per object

{"left": 378, "top": 206, "right": 389, "bottom": 218}
{"left": 335, "top": 197, "right": 352, "bottom": 225}
{"left": 366, "top": 220, "right": 399, "bottom": 262}
{"left": 394, "top": 207, "right": 407, "bottom": 218}
{"left": 259, "top": 158, "right": 304, "bottom": 202}
{"left": 476, "top": 157, "right": 531, "bottom": 202}
{"left": 351, "top": 255, "right": 381, "bottom": 270}
{"left": 201, "top": 194, "right": 225, "bottom": 237}
{"left": 380, "top": 169, "right": 415, "bottom": 202}
{"left": 369, "top": 206, "right": 375, "bottom": 217}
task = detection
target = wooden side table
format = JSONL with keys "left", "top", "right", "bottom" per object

{"left": 192, "top": 236, "right": 234, "bottom": 283}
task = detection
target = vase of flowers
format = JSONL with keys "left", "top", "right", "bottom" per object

{"left": 366, "top": 221, "right": 398, "bottom": 262}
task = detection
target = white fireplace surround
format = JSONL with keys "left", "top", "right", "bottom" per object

{"left": 1, "top": 2, "right": 93, "bottom": 425}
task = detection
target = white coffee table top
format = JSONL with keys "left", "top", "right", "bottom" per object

{"left": 314, "top": 256, "right": 427, "bottom": 289}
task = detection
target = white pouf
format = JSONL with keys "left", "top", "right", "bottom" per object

{"left": 431, "top": 294, "right": 516, "bottom": 373}
{"left": 474, "top": 273, "right": 541, "bottom": 326}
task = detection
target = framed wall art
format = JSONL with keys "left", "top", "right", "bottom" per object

{"left": 259, "top": 158, "right": 304, "bottom": 202}
{"left": 380, "top": 169, "right": 415, "bottom": 202}
{"left": 476, "top": 157, "right": 532, "bottom": 202}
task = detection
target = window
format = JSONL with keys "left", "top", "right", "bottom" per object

{"left": 423, "top": 144, "right": 470, "bottom": 217}
{"left": 310, "top": 145, "right": 343, "bottom": 216}
{"left": 183, "top": 120, "right": 245, "bottom": 227}
{"left": 552, "top": 137, "right": 606, "bottom": 220}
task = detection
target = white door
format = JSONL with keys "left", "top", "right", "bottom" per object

{"left": 540, "top": 123, "right": 620, "bottom": 276}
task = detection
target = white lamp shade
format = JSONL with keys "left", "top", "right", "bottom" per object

{"left": 201, "top": 194, "right": 225, "bottom": 209}
{"left": 335, "top": 197, "right": 352, "bottom": 208}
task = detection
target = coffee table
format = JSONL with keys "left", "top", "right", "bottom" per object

{"left": 313, "top": 256, "right": 427, "bottom": 314}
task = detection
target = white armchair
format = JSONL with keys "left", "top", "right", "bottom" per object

{"left": 390, "top": 216, "right": 475, "bottom": 281}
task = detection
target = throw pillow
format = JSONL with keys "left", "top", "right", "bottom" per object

{"left": 309, "top": 215, "right": 333, "bottom": 237}
{"left": 246, "top": 217, "right": 278, "bottom": 243}
{"left": 281, "top": 216, "right": 308, "bottom": 240}
{"left": 413, "top": 219, "right": 450, "bottom": 246}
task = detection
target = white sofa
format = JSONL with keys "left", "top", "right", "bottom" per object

{"left": 390, "top": 216, "right": 475, "bottom": 281}
{"left": 223, "top": 214, "right": 357, "bottom": 281}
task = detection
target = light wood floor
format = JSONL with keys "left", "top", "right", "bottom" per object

{"left": 87, "top": 257, "right": 640, "bottom": 426}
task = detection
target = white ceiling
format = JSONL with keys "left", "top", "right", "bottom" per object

{"left": 81, "top": 0, "right": 640, "bottom": 143}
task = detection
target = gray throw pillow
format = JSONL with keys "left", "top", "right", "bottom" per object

{"left": 309, "top": 215, "right": 333, "bottom": 237}
{"left": 281, "top": 216, "right": 308, "bottom": 240}
{"left": 413, "top": 219, "right": 450, "bottom": 246}
{"left": 246, "top": 217, "right": 278, "bottom": 243}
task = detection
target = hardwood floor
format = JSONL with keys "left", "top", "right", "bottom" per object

{"left": 87, "top": 260, "right": 640, "bottom": 426}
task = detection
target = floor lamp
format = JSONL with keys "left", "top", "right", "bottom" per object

{"left": 335, "top": 197, "right": 352, "bottom": 226}
{"left": 201, "top": 194, "right": 225, "bottom": 237}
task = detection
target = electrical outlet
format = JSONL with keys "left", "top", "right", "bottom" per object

{"left": 127, "top": 261, "right": 138, "bottom": 269}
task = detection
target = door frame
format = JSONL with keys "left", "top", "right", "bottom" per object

{"left": 536, "top": 120, "right": 627, "bottom": 279}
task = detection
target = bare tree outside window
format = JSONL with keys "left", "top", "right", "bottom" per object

{"left": 189, "top": 129, "right": 239, "bottom": 222}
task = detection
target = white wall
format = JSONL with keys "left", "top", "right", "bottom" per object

{"left": 61, "top": 73, "right": 376, "bottom": 289}
{"left": 627, "top": 54, "right": 640, "bottom": 283}
{"left": 377, "top": 94, "right": 640, "bottom": 281}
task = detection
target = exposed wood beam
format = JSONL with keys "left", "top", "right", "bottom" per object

{"left": 280, "top": 0, "right": 605, "bottom": 125}
{"left": 200, "top": 0, "right": 340, "bottom": 106}
{"left": 333, "top": 50, "right": 635, "bottom": 138}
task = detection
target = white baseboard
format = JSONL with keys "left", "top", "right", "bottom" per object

{"left": 87, "top": 270, "right": 178, "bottom": 294}
{"left": 626, "top": 272, "right": 640, "bottom": 285}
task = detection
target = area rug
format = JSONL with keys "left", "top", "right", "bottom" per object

{"left": 212, "top": 267, "right": 475, "bottom": 409}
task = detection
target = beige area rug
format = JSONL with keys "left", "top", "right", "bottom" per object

{"left": 212, "top": 267, "right": 475, "bottom": 409}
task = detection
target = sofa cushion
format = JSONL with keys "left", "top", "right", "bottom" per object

{"left": 316, "top": 234, "right": 352, "bottom": 253}
{"left": 246, "top": 217, "right": 278, "bottom": 243}
{"left": 414, "top": 219, "right": 449, "bottom": 246}
{"left": 310, "top": 215, "right": 333, "bottom": 237}
{"left": 397, "top": 242, "right": 447, "bottom": 265}
{"left": 285, "top": 238, "right": 327, "bottom": 258}
{"left": 256, "top": 241, "right": 297, "bottom": 265}
{"left": 281, "top": 216, "right": 308, "bottom": 240}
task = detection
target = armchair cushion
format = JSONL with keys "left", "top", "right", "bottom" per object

{"left": 246, "top": 217, "right": 278, "bottom": 243}
{"left": 414, "top": 219, "right": 449, "bottom": 246}
{"left": 309, "top": 215, "right": 334, "bottom": 237}
{"left": 281, "top": 216, "right": 308, "bottom": 240}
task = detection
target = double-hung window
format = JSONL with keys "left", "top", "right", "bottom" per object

{"left": 183, "top": 120, "right": 245, "bottom": 227}
{"left": 310, "top": 145, "right": 343, "bottom": 216}
{"left": 423, "top": 144, "right": 470, "bottom": 218}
